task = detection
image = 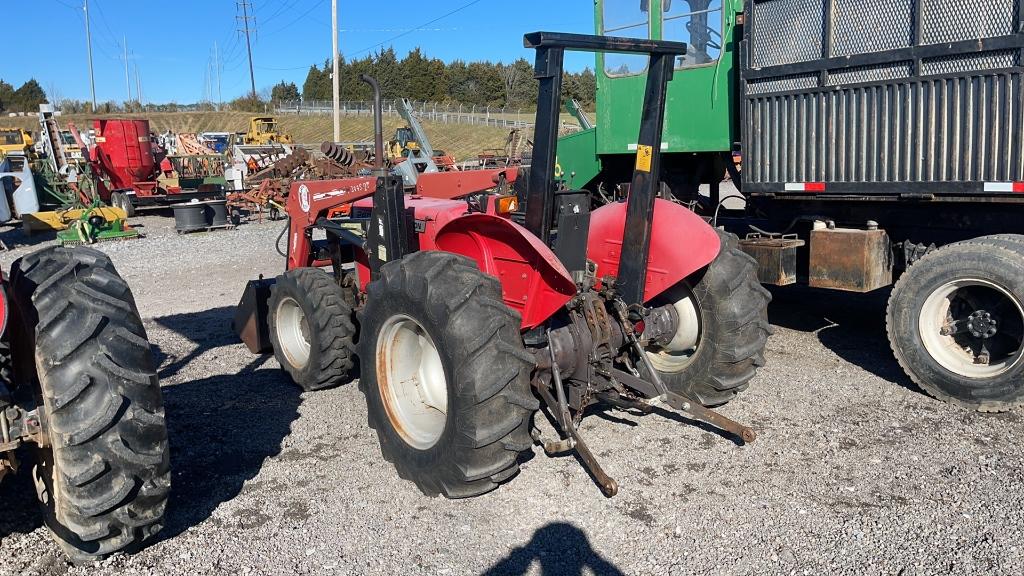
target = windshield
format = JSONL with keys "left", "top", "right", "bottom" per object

{"left": 663, "top": 0, "right": 723, "bottom": 68}
{"left": 0, "top": 130, "right": 24, "bottom": 146}
{"left": 602, "top": 0, "right": 651, "bottom": 76}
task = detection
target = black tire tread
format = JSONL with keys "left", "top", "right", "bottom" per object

{"left": 268, "top": 267, "right": 357, "bottom": 391}
{"left": 656, "top": 231, "right": 773, "bottom": 406}
{"left": 9, "top": 246, "right": 169, "bottom": 563}
{"left": 886, "top": 240, "right": 1024, "bottom": 412}
{"left": 360, "top": 251, "right": 537, "bottom": 498}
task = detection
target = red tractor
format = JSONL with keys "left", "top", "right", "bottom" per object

{"left": 0, "top": 247, "right": 169, "bottom": 562}
{"left": 236, "top": 33, "right": 771, "bottom": 496}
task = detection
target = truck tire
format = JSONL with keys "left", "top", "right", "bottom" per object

{"left": 645, "top": 230, "right": 772, "bottom": 406}
{"left": 887, "top": 241, "right": 1024, "bottom": 411}
{"left": 358, "top": 251, "right": 538, "bottom": 498}
{"left": 268, "top": 267, "right": 357, "bottom": 392}
{"left": 9, "top": 246, "right": 169, "bottom": 563}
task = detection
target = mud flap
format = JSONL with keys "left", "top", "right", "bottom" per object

{"left": 233, "top": 277, "right": 276, "bottom": 354}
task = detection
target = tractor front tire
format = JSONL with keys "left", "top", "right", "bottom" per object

{"left": 268, "top": 267, "right": 357, "bottom": 391}
{"left": 645, "top": 230, "right": 772, "bottom": 406}
{"left": 359, "top": 251, "right": 537, "bottom": 498}
{"left": 9, "top": 246, "right": 169, "bottom": 563}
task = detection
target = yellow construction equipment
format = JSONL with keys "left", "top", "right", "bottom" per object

{"left": 0, "top": 128, "right": 33, "bottom": 157}
{"left": 243, "top": 117, "right": 292, "bottom": 145}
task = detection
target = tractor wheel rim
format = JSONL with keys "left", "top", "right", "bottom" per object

{"left": 919, "top": 278, "right": 1024, "bottom": 379}
{"left": 376, "top": 314, "right": 448, "bottom": 450}
{"left": 647, "top": 286, "right": 702, "bottom": 373}
{"left": 276, "top": 296, "right": 311, "bottom": 369}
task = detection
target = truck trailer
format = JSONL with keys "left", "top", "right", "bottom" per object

{"left": 558, "top": 0, "right": 1024, "bottom": 410}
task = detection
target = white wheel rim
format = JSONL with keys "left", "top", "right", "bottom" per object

{"left": 376, "top": 315, "right": 448, "bottom": 449}
{"left": 919, "top": 278, "right": 1024, "bottom": 379}
{"left": 646, "top": 286, "right": 702, "bottom": 373}
{"left": 275, "top": 296, "right": 311, "bottom": 369}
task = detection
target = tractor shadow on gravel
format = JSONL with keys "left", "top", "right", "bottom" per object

{"left": 482, "top": 522, "right": 624, "bottom": 576}
{"left": 766, "top": 285, "right": 920, "bottom": 392}
{"left": 150, "top": 306, "right": 247, "bottom": 380}
{"left": 150, "top": 307, "right": 302, "bottom": 541}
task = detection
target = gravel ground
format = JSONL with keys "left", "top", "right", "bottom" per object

{"left": 0, "top": 213, "right": 1021, "bottom": 576}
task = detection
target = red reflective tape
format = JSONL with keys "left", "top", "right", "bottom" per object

{"left": 805, "top": 182, "right": 826, "bottom": 192}
{"left": 1014, "top": 183, "right": 1024, "bottom": 193}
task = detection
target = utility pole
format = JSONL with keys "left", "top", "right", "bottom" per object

{"left": 214, "top": 40, "right": 222, "bottom": 109}
{"left": 135, "top": 63, "right": 142, "bottom": 107}
{"left": 123, "top": 36, "right": 132, "bottom": 104}
{"left": 332, "top": 0, "right": 340, "bottom": 142}
{"left": 238, "top": 1, "right": 257, "bottom": 98}
{"left": 83, "top": 0, "right": 97, "bottom": 111}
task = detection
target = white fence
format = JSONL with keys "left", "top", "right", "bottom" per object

{"left": 275, "top": 100, "right": 578, "bottom": 132}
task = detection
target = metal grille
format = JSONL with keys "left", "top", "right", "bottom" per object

{"left": 747, "top": 74, "right": 820, "bottom": 95}
{"left": 831, "top": 0, "right": 913, "bottom": 57}
{"left": 920, "top": 0, "right": 1018, "bottom": 44}
{"left": 751, "top": 0, "right": 824, "bottom": 67}
{"left": 827, "top": 62, "right": 913, "bottom": 86}
{"left": 922, "top": 50, "right": 1019, "bottom": 75}
{"left": 745, "top": 73, "right": 1024, "bottom": 184}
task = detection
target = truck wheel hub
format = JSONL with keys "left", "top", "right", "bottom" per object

{"left": 920, "top": 278, "right": 1024, "bottom": 378}
{"left": 376, "top": 315, "right": 448, "bottom": 450}
{"left": 967, "top": 310, "right": 998, "bottom": 339}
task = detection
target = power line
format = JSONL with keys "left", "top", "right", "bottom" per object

{"left": 91, "top": 0, "right": 121, "bottom": 51}
{"left": 259, "top": 0, "right": 304, "bottom": 26}
{"left": 255, "top": 64, "right": 316, "bottom": 71}
{"left": 349, "top": 0, "right": 483, "bottom": 57}
{"left": 263, "top": 0, "right": 326, "bottom": 37}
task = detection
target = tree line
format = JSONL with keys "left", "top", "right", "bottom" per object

{"left": 289, "top": 47, "right": 596, "bottom": 109}
{"left": 0, "top": 79, "right": 48, "bottom": 114}
{"left": 5, "top": 47, "right": 598, "bottom": 115}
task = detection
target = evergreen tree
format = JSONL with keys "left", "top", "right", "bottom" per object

{"left": 0, "top": 80, "right": 13, "bottom": 113}
{"left": 302, "top": 65, "right": 328, "bottom": 101}
{"left": 271, "top": 80, "right": 301, "bottom": 102}
{"left": 10, "top": 79, "right": 47, "bottom": 112}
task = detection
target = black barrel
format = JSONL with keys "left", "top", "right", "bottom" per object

{"left": 173, "top": 202, "right": 207, "bottom": 232}
{"left": 205, "top": 199, "right": 229, "bottom": 227}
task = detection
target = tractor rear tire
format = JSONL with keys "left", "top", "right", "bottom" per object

{"left": 268, "top": 267, "right": 357, "bottom": 391}
{"left": 358, "top": 251, "right": 538, "bottom": 498}
{"left": 9, "top": 246, "right": 169, "bottom": 563}
{"left": 887, "top": 240, "right": 1024, "bottom": 411}
{"left": 645, "top": 230, "right": 772, "bottom": 406}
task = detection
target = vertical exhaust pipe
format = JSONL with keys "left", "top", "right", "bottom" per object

{"left": 359, "top": 74, "right": 386, "bottom": 176}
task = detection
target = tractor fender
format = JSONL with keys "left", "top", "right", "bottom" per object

{"left": 434, "top": 214, "right": 576, "bottom": 329}
{"left": 587, "top": 198, "right": 721, "bottom": 303}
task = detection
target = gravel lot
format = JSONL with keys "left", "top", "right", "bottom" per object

{"left": 0, "top": 213, "right": 1021, "bottom": 576}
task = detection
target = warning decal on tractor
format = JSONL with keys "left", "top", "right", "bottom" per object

{"left": 635, "top": 144, "right": 653, "bottom": 172}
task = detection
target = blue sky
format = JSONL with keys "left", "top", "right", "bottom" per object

{"left": 7, "top": 0, "right": 596, "bottom": 104}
